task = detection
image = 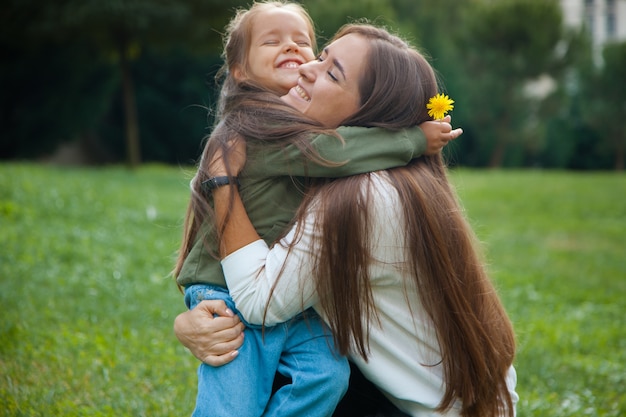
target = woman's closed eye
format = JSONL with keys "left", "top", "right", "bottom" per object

{"left": 316, "top": 55, "right": 339, "bottom": 82}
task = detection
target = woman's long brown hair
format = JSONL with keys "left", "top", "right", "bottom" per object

{"left": 280, "top": 25, "right": 516, "bottom": 417}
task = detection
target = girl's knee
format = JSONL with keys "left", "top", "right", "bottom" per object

{"left": 320, "top": 357, "right": 351, "bottom": 391}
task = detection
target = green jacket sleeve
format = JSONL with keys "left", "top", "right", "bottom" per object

{"left": 244, "top": 126, "right": 426, "bottom": 178}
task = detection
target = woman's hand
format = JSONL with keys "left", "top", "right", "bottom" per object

{"left": 173, "top": 300, "right": 245, "bottom": 366}
{"left": 420, "top": 115, "right": 463, "bottom": 155}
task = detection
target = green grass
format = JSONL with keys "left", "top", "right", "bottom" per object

{"left": 450, "top": 170, "right": 626, "bottom": 416}
{"left": 1, "top": 164, "right": 625, "bottom": 416}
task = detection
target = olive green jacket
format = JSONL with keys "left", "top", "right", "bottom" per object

{"left": 176, "top": 126, "right": 426, "bottom": 288}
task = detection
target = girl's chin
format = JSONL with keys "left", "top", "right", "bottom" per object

{"left": 279, "top": 73, "right": 299, "bottom": 88}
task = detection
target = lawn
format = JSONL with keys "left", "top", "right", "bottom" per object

{"left": 1, "top": 163, "right": 624, "bottom": 416}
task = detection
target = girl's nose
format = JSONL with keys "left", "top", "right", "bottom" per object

{"left": 284, "top": 41, "right": 299, "bottom": 53}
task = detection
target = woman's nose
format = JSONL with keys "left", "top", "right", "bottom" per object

{"left": 298, "top": 60, "right": 317, "bottom": 80}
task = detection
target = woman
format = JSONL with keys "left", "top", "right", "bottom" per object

{"left": 174, "top": 4, "right": 458, "bottom": 416}
{"left": 177, "top": 24, "right": 518, "bottom": 417}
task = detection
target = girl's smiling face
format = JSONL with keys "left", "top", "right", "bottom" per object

{"left": 237, "top": 8, "right": 315, "bottom": 95}
{"left": 281, "top": 34, "right": 366, "bottom": 128}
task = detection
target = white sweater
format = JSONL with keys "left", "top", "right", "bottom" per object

{"left": 222, "top": 173, "right": 518, "bottom": 416}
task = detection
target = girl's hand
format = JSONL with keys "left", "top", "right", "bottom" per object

{"left": 173, "top": 300, "right": 245, "bottom": 367}
{"left": 420, "top": 115, "right": 463, "bottom": 155}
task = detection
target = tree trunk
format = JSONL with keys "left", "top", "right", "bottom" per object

{"left": 489, "top": 121, "right": 509, "bottom": 168}
{"left": 118, "top": 38, "right": 141, "bottom": 169}
{"left": 489, "top": 140, "right": 506, "bottom": 168}
{"left": 615, "top": 133, "right": 624, "bottom": 171}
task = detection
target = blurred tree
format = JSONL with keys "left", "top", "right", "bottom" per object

{"left": 536, "top": 27, "right": 596, "bottom": 169}
{"left": 0, "top": 39, "right": 118, "bottom": 161}
{"left": 454, "top": 0, "right": 576, "bottom": 167}
{"left": 2, "top": 0, "right": 614, "bottom": 170}
{"left": 385, "top": 0, "right": 470, "bottom": 166}
{"left": 303, "top": 0, "right": 397, "bottom": 46}
{"left": 100, "top": 46, "right": 221, "bottom": 165}
{"left": 387, "top": 0, "right": 467, "bottom": 67}
{"left": 1, "top": 0, "right": 246, "bottom": 167}
{"left": 579, "top": 41, "right": 626, "bottom": 171}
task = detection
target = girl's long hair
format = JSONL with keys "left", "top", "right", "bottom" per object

{"left": 173, "top": 81, "right": 338, "bottom": 282}
{"left": 173, "top": 1, "right": 325, "bottom": 280}
{"left": 277, "top": 24, "right": 517, "bottom": 417}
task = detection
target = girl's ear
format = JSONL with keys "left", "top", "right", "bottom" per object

{"left": 232, "top": 64, "right": 246, "bottom": 82}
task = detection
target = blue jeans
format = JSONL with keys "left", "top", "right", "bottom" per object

{"left": 185, "top": 284, "right": 350, "bottom": 417}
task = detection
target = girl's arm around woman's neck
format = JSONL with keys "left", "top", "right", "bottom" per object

{"left": 213, "top": 186, "right": 260, "bottom": 258}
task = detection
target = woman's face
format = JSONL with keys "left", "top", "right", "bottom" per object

{"left": 281, "top": 33, "right": 366, "bottom": 128}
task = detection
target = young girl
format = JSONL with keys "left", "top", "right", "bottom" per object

{"left": 173, "top": 2, "right": 461, "bottom": 416}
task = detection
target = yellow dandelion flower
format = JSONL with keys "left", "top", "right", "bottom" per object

{"left": 427, "top": 93, "right": 455, "bottom": 120}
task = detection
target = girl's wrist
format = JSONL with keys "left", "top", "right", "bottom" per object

{"left": 202, "top": 176, "right": 240, "bottom": 193}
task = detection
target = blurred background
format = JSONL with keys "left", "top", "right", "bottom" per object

{"left": 1, "top": 0, "right": 625, "bottom": 170}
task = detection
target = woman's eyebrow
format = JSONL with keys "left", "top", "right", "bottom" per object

{"left": 323, "top": 47, "right": 346, "bottom": 80}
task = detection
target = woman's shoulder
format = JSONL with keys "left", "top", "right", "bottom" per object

{"left": 368, "top": 172, "right": 399, "bottom": 201}
{"left": 366, "top": 172, "right": 403, "bottom": 219}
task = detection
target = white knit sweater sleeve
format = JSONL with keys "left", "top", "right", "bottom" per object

{"left": 221, "top": 214, "right": 320, "bottom": 326}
